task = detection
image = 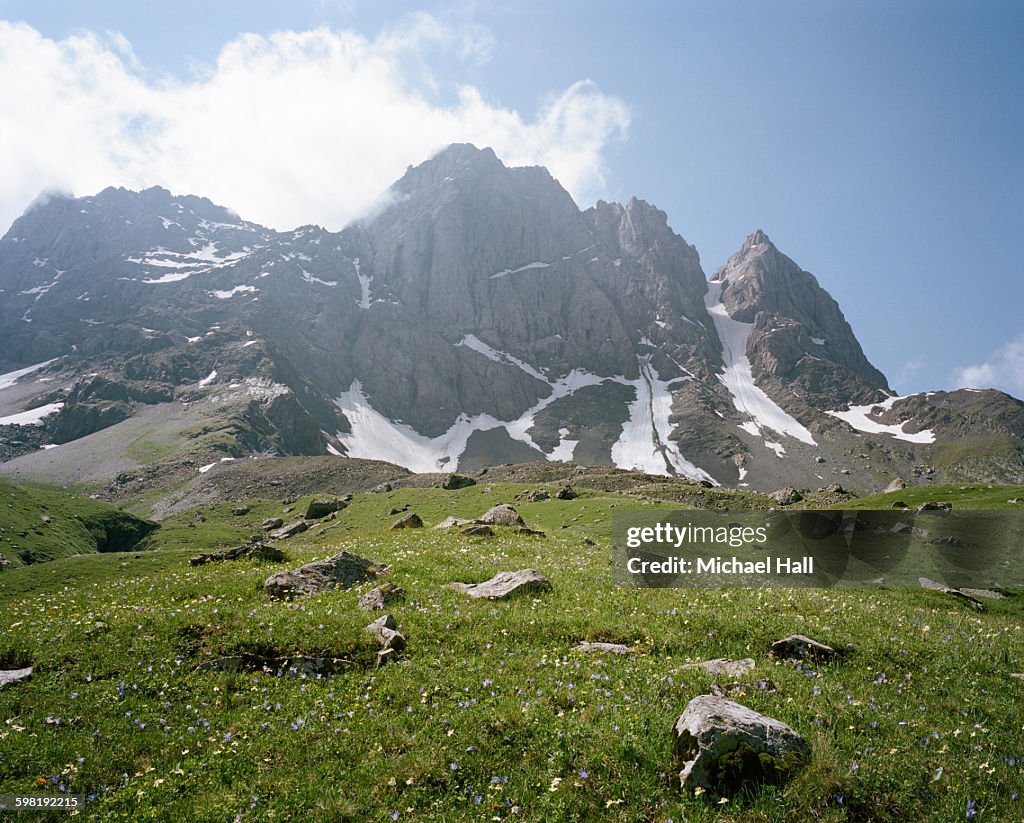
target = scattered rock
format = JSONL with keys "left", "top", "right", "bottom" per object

{"left": 960, "top": 587, "right": 1005, "bottom": 600}
{"left": 890, "top": 500, "right": 909, "bottom": 509}
{"left": 0, "top": 667, "right": 32, "bottom": 687}
{"left": 771, "top": 487, "right": 803, "bottom": 506}
{"left": 435, "top": 516, "right": 478, "bottom": 529}
{"left": 269, "top": 520, "right": 308, "bottom": 540}
{"left": 264, "top": 551, "right": 386, "bottom": 599}
{"left": 770, "top": 635, "right": 839, "bottom": 663}
{"left": 673, "top": 695, "right": 809, "bottom": 794}
{"left": 461, "top": 525, "right": 495, "bottom": 538}
{"left": 527, "top": 489, "right": 550, "bottom": 502}
{"left": 1009, "top": 498, "right": 1021, "bottom": 505}
{"left": 442, "top": 473, "right": 476, "bottom": 490}
{"left": 682, "top": 658, "right": 756, "bottom": 678}
{"left": 305, "top": 499, "right": 347, "bottom": 519}
{"left": 390, "top": 512, "right": 424, "bottom": 529}
{"left": 574, "top": 641, "right": 632, "bottom": 655}
{"left": 372, "top": 482, "right": 393, "bottom": 493}
{"left": 261, "top": 517, "right": 285, "bottom": 531}
{"left": 888, "top": 522, "right": 929, "bottom": 538}
{"left": 478, "top": 503, "right": 526, "bottom": 526}
{"left": 918, "top": 578, "right": 985, "bottom": 611}
{"left": 554, "top": 485, "right": 578, "bottom": 500}
{"left": 190, "top": 541, "right": 285, "bottom": 566}
{"left": 231, "top": 506, "right": 251, "bottom": 516}
{"left": 447, "top": 569, "right": 552, "bottom": 600}
{"left": 358, "top": 582, "right": 406, "bottom": 610}
{"left": 516, "top": 526, "right": 546, "bottom": 537}
{"left": 820, "top": 483, "right": 846, "bottom": 494}
{"left": 364, "top": 614, "right": 407, "bottom": 652}
{"left": 927, "top": 535, "right": 962, "bottom": 547}
{"left": 884, "top": 478, "right": 907, "bottom": 493}
{"left": 917, "top": 501, "right": 952, "bottom": 513}
{"left": 0, "top": 553, "right": 13, "bottom": 571}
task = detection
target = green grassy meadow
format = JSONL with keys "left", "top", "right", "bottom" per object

{"left": 1, "top": 481, "right": 1023, "bottom": 821}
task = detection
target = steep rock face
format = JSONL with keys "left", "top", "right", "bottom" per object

{"left": 713, "top": 230, "right": 889, "bottom": 409}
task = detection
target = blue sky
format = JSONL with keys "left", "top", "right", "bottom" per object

{"left": 1, "top": 0, "right": 1022, "bottom": 397}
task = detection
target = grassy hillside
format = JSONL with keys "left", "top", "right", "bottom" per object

{"left": 0, "top": 482, "right": 1022, "bottom": 821}
{"left": 840, "top": 482, "right": 1024, "bottom": 511}
{"left": 0, "top": 478, "right": 157, "bottom": 567}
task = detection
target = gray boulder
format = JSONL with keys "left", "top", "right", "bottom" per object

{"left": 305, "top": 499, "right": 347, "bottom": 519}
{"left": 390, "top": 512, "right": 424, "bottom": 529}
{"left": 461, "top": 525, "right": 495, "bottom": 537}
{"left": 434, "top": 516, "right": 478, "bottom": 529}
{"left": 884, "top": 478, "right": 907, "bottom": 493}
{"left": 358, "top": 582, "right": 406, "bottom": 610}
{"left": 918, "top": 577, "right": 985, "bottom": 611}
{"left": 364, "top": 614, "right": 407, "bottom": 652}
{"left": 448, "top": 569, "right": 552, "bottom": 599}
{"left": 261, "top": 517, "right": 285, "bottom": 531}
{"left": 673, "top": 695, "right": 809, "bottom": 794}
{"left": 682, "top": 658, "right": 756, "bottom": 678}
{"left": 574, "top": 641, "right": 632, "bottom": 655}
{"left": 264, "top": 551, "right": 386, "bottom": 599}
{"left": 554, "top": 485, "right": 578, "bottom": 500}
{"left": 478, "top": 504, "right": 526, "bottom": 526}
{"left": 917, "top": 501, "right": 952, "bottom": 513}
{"left": 770, "top": 487, "right": 803, "bottom": 506}
{"left": 269, "top": 520, "right": 309, "bottom": 540}
{"left": 0, "top": 667, "right": 32, "bottom": 687}
{"left": 442, "top": 474, "right": 476, "bottom": 490}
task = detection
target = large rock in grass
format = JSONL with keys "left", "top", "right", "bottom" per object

{"left": 305, "top": 499, "right": 347, "bottom": 519}
{"left": 673, "top": 695, "right": 809, "bottom": 794}
{"left": 442, "top": 474, "right": 476, "bottom": 490}
{"left": 269, "top": 520, "right": 309, "bottom": 540}
{"left": 264, "top": 551, "right": 386, "bottom": 599}
{"left": 447, "top": 569, "right": 551, "bottom": 599}
{"left": 478, "top": 504, "right": 526, "bottom": 526}
{"left": 390, "top": 512, "right": 424, "bottom": 529}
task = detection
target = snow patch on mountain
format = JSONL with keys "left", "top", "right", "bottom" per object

{"left": 0, "top": 358, "right": 59, "bottom": 391}
{"left": 610, "top": 356, "right": 717, "bottom": 482}
{"left": 826, "top": 395, "right": 936, "bottom": 444}
{"left": 705, "top": 280, "right": 816, "bottom": 446}
{"left": 0, "top": 402, "right": 64, "bottom": 426}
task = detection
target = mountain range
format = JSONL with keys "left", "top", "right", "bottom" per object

{"left": 1, "top": 143, "right": 1022, "bottom": 500}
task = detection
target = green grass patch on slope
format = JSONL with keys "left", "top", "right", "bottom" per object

{"left": 0, "top": 478, "right": 157, "bottom": 567}
{"left": 839, "top": 483, "right": 1024, "bottom": 511}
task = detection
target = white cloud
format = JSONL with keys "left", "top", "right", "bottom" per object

{"left": 950, "top": 333, "right": 1024, "bottom": 399}
{"left": 0, "top": 18, "right": 629, "bottom": 234}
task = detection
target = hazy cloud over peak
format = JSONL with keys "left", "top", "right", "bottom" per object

{"left": 0, "top": 17, "right": 629, "bottom": 233}
{"left": 950, "top": 333, "right": 1024, "bottom": 399}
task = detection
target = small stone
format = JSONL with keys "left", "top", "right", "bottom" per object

{"left": 460, "top": 525, "right": 494, "bottom": 537}
{"left": 527, "top": 489, "right": 550, "bottom": 502}
{"left": 390, "top": 513, "right": 423, "bottom": 529}
{"left": 574, "top": 641, "right": 632, "bottom": 655}
{"left": 771, "top": 487, "right": 803, "bottom": 506}
{"left": 261, "top": 517, "right": 284, "bottom": 531}
{"left": 231, "top": 506, "right": 250, "bottom": 516}
{"left": 682, "top": 658, "right": 756, "bottom": 678}
{"left": 884, "top": 478, "right": 907, "bottom": 493}
{"left": 916, "top": 501, "right": 952, "bottom": 513}
{"left": 365, "top": 614, "right": 406, "bottom": 652}
{"left": 358, "top": 583, "right": 406, "bottom": 610}
{"left": 554, "top": 485, "right": 578, "bottom": 500}
{"left": 0, "top": 667, "right": 32, "bottom": 687}
{"left": 770, "top": 635, "right": 839, "bottom": 663}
